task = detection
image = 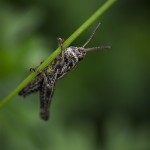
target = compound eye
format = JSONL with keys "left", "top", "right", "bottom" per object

{"left": 78, "top": 57, "right": 84, "bottom": 61}
{"left": 82, "top": 51, "right": 86, "bottom": 55}
{"left": 78, "top": 53, "right": 85, "bottom": 60}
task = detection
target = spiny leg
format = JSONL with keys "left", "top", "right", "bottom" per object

{"left": 39, "top": 69, "right": 58, "bottom": 120}
{"left": 30, "top": 67, "right": 48, "bottom": 86}
{"left": 18, "top": 75, "right": 42, "bottom": 97}
{"left": 57, "top": 37, "right": 64, "bottom": 51}
{"left": 57, "top": 37, "right": 65, "bottom": 67}
{"left": 18, "top": 64, "right": 45, "bottom": 97}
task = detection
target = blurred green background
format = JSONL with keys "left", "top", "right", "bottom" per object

{"left": 0, "top": 0, "right": 150, "bottom": 150}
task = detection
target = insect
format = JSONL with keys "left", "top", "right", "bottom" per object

{"left": 19, "top": 23, "right": 110, "bottom": 121}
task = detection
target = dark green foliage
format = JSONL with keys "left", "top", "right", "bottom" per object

{"left": 0, "top": 0, "right": 150, "bottom": 150}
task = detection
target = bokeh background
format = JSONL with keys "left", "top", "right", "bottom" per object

{"left": 0, "top": 0, "right": 150, "bottom": 150}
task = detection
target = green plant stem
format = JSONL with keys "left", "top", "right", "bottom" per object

{"left": 0, "top": 0, "right": 117, "bottom": 109}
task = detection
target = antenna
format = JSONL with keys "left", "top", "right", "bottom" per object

{"left": 85, "top": 45, "right": 111, "bottom": 52}
{"left": 82, "top": 22, "right": 101, "bottom": 48}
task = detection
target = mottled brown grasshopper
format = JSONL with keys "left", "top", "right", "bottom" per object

{"left": 19, "top": 23, "right": 110, "bottom": 121}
